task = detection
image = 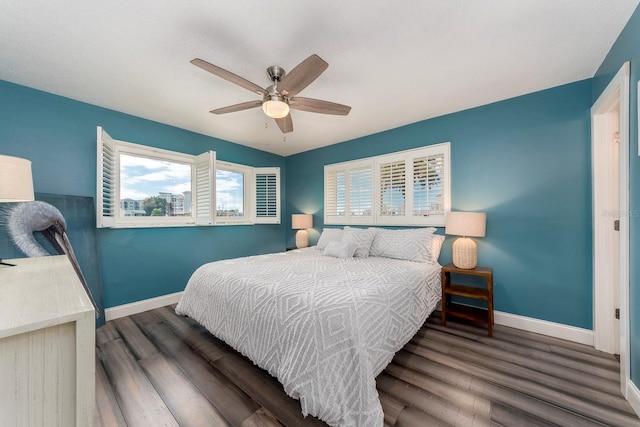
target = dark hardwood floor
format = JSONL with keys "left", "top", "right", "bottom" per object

{"left": 95, "top": 305, "right": 640, "bottom": 426}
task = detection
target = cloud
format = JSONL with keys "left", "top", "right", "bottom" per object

{"left": 120, "top": 153, "right": 191, "bottom": 198}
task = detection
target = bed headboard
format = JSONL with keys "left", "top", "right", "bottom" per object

{"left": 0, "top": 193, "right": 105, "bottom": 327}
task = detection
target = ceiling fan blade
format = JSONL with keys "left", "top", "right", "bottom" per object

{"left": 191, "top": 58, "right": 268, "bottom": 96}
{"left": 290, "top": 97, "right": 351, "bottom": 115}
{"left": 275, "top": 114, "right": 293, "bottom": 133}
{"left": 277, "top": 54, "right": 328, "bottom": 98}
{"left": 210, "top": 100, "right": 262, "bottom": 115}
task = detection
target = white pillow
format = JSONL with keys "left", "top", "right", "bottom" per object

{"left": 316, "top": 228, "right": 344, "bottom": 250}
{"left": 323, "top": 240, "right": 358, "bottom": 258}
{"left": 342, "top": 226, "right": 377, "bottom": 258}
{"left": 429, "top": 234, "right": 445, "bottom": 263}
{"left": 369, "top": 227, "right": 441, "bottom": 262}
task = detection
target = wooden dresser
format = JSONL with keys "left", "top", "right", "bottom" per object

{"left": 0, "top": 255, "right": 95, "bottom": 426}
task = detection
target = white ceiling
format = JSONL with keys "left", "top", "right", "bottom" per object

{"left": 1, "top": 1, "right": 637, "bottom": 157}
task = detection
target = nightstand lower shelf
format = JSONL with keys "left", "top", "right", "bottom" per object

{"left": 443, "top": 302, "right": 490, "bottom": 324}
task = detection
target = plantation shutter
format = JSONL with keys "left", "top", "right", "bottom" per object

{"left": 378, "top": 159, "right": 406, "bottom": 218}
{"left": 324, "top": 167, "right": 346, "bottom": 222}
{"left": 194, "top": 151, "right": 216, "bottom": 225}
{"left": 323, "top": 142, "right": 450, "bottom": 226}
{"left": 325, "top": 161, "right": 373, "bottom": 225}
{"left": 413, "top": 154, "right": 445, "bottom": 217}
{"left": 255, "top": 167, "right": 280, "bottom": 224}
{"left": 348, "top": 165, "right": 373, "bottom": 222}
{"left": 96, "top": 126, "right": 116, "bottom": 228}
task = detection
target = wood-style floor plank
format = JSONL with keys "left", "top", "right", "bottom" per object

{"left": 142, "top": 320, "right": 261, "bottom": 426}
{"left": 98, "top": 338, "right": 178, "bottom": 426}
{"left": 94, "top": 355, "right": 126, "bottom": 427}
{"left": 112, "top": 316, "right": 159, "bottom": 360}
{"left": 377, "top": 391, "right": 405, "bottom": 427}
{"left": 154, "top": 306, "right": 230, "bottom": 363}
{"left": 95, "top": 306, "right": 640, "bottom": 427}
{"left": 214, "top": 349, "right": 327, "bottom": 427}
{"left": 377, "top": 372, "right": 492, "bottom": 427}
{"left": 240, "top": 408, "right": 282, "bottom": 427}
{"left": 394, "top": 406, "right": 450, "bottom": 427}
{"left": 407, "top": 337, "right": 637, "bottom": 426}
{"left": 140, "top": 353, "right": 231, "bottom": 427}
{"left": 393, "top": 349, "right": 606, "bottom": 426}
{"left": 418, "top": 325, "right": 620, "bottom": 381}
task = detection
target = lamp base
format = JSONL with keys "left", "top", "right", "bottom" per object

{"left": 295, "top": 230, "right": 309, "bottom": 249}
{"left": 452, "top": 237, "right": 478, "bottom": 269}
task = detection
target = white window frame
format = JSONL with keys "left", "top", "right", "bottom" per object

{"left": 324, "top": 142, "right": 450, "bottom": 227}
{"left": 215, "top": 161, "right": 253, "bottom": 225}
{"left": 97, "top": 126, "right": 280, "bottom": 228}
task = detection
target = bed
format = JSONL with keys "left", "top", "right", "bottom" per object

{"left": 176, "top": 227, "right": 443, "bottom": 427}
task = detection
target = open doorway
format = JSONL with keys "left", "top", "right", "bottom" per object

{"left": 591, "top": 62, "right": 630, "bottom": 396}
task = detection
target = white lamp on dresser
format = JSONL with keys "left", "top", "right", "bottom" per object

{"left": 0, "top": 154, "right": 34, "bottom": 202}
{"left": 445, "top": 211, "right": 487, "bottom": 269}
{"left": 0, "top": 154, "right": 35, "bottom": 266}
{"left": 292, "top": 214, "right": 313, "bottom": 248}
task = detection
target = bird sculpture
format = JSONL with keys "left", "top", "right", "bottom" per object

{"left": 5, "top": 201, "right": 99, "bottom": 318}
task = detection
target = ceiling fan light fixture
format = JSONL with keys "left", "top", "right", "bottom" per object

{"left": 262, "top": 99, "right": 290, "bottom": 119}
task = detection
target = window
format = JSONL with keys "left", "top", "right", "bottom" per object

{"left": 324, "top": 143, "right": 450, "bottom": 226}
{"left": 215, "top": 161, "right": 250, "bottom": 224}
{"left": 325, "top": 160, "right": 373, "bottom": 224}
{"left": 97, "top": 127, "right": 280, "bottom": 228}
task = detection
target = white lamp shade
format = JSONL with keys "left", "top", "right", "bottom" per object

{"left": 445, "top": 211, "right": 486, "bottom": 237}
{"left": 0, "top": 154, "right": 35, "bottom": 202}
{"left": 292, "top": 214, "right": 313, "bottom": 229}
{"left": 262, "top": 100, "right": 290, "bottom": 119}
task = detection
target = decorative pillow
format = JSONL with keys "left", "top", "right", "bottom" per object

{"left": 429, "top": 234, "right": 445, "bottom": 263}
{"left": 323, "top": 240, "right": 358, "bottom": 258}
{"left": 369, "top": 227, "right": 441, "bottom": 262}
{"left": 341, "top": 226, "right": 377, "bottom": 258}
{"left": 316, "top": 228, "right": 344, "bottom": 250}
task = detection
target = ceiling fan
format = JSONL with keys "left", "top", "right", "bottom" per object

{"left": 191, "top": 54, "right": 351, "bottom": 133}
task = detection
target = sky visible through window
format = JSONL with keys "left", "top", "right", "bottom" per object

{"left": 120, "top": 154, "right": 191, "bottom": 200}
{"left": 216, "top": 169, "right": 244, "bottom": 214}
{"left": 120, "top": 154, "right": 245, "bottom": 213}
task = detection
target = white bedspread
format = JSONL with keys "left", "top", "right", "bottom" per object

{"left": 176, "top": 248, "right": 441, "bottom": 426}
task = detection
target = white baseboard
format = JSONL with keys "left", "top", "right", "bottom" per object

{"left": 627, "top": 379, "right": 640, "bottom": 418}
{"left": 104, "top": 291, "right": 183, "bottom": 321}
{"left": 494, "top": 310, "right": 594, "bottom": 346}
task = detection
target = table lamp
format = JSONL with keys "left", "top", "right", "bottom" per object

{"left": 0, "top": 154, "right": 35, "bottom": 266}
{"left": 292, "top": 214, "right": 313, "bottom": 249}
{"left": 445, "top": 211, "right": 486, "bottom": 269}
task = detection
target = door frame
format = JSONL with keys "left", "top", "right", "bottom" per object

{"left": 591, "top": 61, "right": 630, "bottom": 396}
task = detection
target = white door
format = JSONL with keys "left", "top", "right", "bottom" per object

{"left": 610, "top": 110, "right": 620, "bottom": 355}
{"left": 591, "top": 62, "right": 630, "bottom": 396}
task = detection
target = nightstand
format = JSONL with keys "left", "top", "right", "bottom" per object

{"left": 441, "top": 263, "right": 494, "bottom": 336}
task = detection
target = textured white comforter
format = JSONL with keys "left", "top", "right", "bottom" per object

{"left": 176, "top": 248, "right": 441, "bottom": 426}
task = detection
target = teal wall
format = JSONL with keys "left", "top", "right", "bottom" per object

{"left": 286, "top": 80, "right": 593, "bottom": 329}
{"left": 0, "top": 80, "right": 286, "bottom": 307}
{"left": 593, "top": 3, "right": 640, "bottom": 387}
{"left": 4, "top": 7, "right": 637, "bottom": 366}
